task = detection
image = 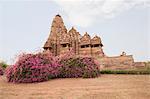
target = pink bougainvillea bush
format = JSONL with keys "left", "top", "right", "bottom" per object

{"left": 5, "top": 52, "right": 61, "bottom": 83}
{"left": 0, "top": 67, "right": 4, "bottom": 75}
{"left": 5, "top": 50, "right": 100, "bottom": 83}
{"left": 59, "top": 56, "right": 100, "bottom": 78}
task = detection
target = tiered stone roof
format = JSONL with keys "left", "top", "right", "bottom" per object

{"left": 43, "top": 15, "right": 104, "bottom": 57}
{"left": 80, "top": 32, "right": 91, "bottom": 45}
{"left": 91, "top": 35, "right": 103, "bottom": 46}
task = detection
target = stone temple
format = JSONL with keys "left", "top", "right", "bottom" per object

{"left": 43, "top": 15, "right": 137, "bottom": 68}
{"left": 43, "top": 14, "right": 104, "bottom": 57}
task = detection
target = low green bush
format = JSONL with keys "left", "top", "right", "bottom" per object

{"left": 100, "top": 69, "right": 150, "bottom": 75}
{"left": 0, "top": 61, "right": 8, "bottom": 69}
{"left": 0, "top": 61, "right": 8, "bottom": 75}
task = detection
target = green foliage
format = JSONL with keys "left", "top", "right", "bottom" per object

{"left": 100, "top": 69, "right": 150, "bottom": 75}
{"left": 145, "top": 61, "right": 150, "bottom": 70}
{"left": 0, "top": 61, "right": 8, "bottom": 69}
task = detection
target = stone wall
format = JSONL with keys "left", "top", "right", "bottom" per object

{"left": 133, "top": 62, "right": 146, "bottom": 68}
{"left": 98, "top": 55, "right": 134, "bottom": 67}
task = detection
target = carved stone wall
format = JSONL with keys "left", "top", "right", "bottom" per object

{"left": 43, "top": 15, "right": 104, "bottom": 57}
{"left": 43, "top": 15, "right": 137, "bottom": 68}
{"left": 98, "top": 55, "right": 135, "bottom": 70}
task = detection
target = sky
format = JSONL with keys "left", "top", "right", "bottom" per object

{"left": 0, "top": 0, "right": 150, "bottom": 64}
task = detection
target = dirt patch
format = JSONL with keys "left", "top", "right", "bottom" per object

{"left": 0, "top": 75, "right": 150, "bottom": 99}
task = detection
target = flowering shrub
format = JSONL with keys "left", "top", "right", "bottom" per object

{"left": 5, "top": 52, "right": 61, "bottom": 83}
{"left": 0, "top": 67, "right": 4, "bottom": 75}
{"left": 59, "top": 57, "right": 100, "bottom": 78}
{"left": 5, "top": 50, "right": 100, "bottom": 83}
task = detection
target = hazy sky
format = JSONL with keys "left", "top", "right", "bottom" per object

{"left": 0, "top": 0, "right": 150, "bottom": 64}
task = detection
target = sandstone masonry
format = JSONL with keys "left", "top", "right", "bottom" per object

{"left": 43, "top": 15, "right": 104, "bottom": 57}
{"left": 43, "top": 15, "right": 138, "bottom": 68}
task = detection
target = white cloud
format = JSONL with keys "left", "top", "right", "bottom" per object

{"left": 53, "top": 0, "right": 150, "bottom": 27}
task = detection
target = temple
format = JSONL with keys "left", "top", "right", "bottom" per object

{"left": 43, "top": 15, "right": 137, "bottom": 68}
{"left": 43, "top": 15, "right": 104, "bottom": 57}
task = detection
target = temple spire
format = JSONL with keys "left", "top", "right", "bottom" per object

{"left": 50, "top": 15, "right": 67, "bottom": 40}
{"left": 44, "top": 14, "right": 104, "bottom": 57}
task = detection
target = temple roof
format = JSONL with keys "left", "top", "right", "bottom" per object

{"left": 43, "top": 40, "right": 52, "bottom": 48}
{"left": 59, "top": 32, "right": 70, "bottom": 44}
{"left": 44, "top": 15, "right": 104, "bottom": 49}
{"left": 56, "top": 14, "right": 61, "bottom": 17}
{"left": 82, "top": 32, "right": 91, "bottom": 39}
{"left": 68, "top": 27, "right": 81, "bottom": 41}
{"left": 70, "top": 27, "right": 76, "bottom": 31}
{"left": 91, "top": 35, "right": 103, "bottom": 46}
{"left": 80, "top": 32, "right": 91, "bottom": 45}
